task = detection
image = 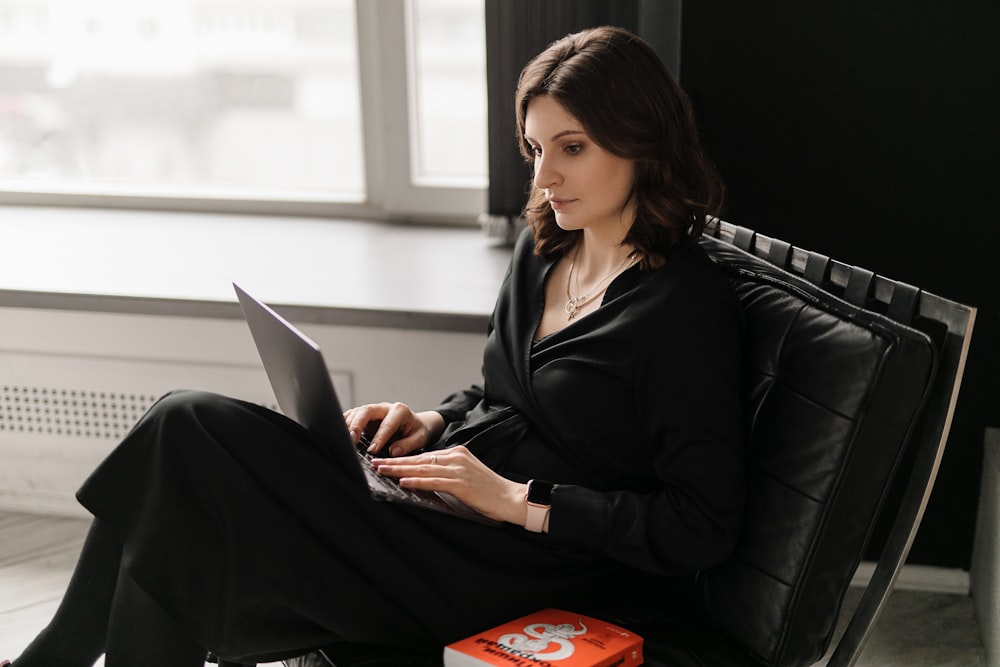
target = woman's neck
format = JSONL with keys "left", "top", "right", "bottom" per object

{"left": 570, "top": 233, "right": 637, "bottom": 286}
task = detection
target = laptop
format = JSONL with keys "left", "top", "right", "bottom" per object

{"left": 233, "top": 283, "right": 499, "bottom": 526}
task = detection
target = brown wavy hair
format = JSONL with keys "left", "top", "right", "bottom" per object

{"left": 515, "top": 26, "right": 724, "bottom": 266}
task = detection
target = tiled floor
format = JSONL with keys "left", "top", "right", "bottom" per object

{"left": 0, "top": 510, "right": 987, "bottom": 666}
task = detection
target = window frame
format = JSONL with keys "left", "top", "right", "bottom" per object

{"left": 357, "top": 0, "right": 486, "bottom": 222}
{"left": 0, "top": 0, "right": 486, "bottom": 225}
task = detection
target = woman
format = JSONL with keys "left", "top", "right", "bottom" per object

{"left": 7, "top": 26, "right": 744, "bottom": 667}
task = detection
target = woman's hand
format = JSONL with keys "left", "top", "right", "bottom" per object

{"left": 343, "top": 402, "right": 445, "bottom": 457}
{"left": 372, "top": 445, "right": 528, "bottom": 525}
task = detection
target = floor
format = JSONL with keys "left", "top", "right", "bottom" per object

{"left": 0, "top": 510, "right": 988, "bottom": 667}
{"left": 0, "top": 511, "right": 283, "bottom": 667}
{"left": 816, "top": 585, "right": 986, "bottom": 667}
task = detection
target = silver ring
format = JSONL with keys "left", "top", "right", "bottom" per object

{"left": 430, "top": 454, "right": 438, "bottom": 465}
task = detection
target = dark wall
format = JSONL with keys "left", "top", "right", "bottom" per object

{"left": 680, "top": 2, "right": 1000, "bottom": 568}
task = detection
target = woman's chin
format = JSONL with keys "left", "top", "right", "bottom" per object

{"left": 553, "top": 213, "right": 582, "bottom": 232}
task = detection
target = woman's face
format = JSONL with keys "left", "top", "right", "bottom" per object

{"left": 524, "top": 95, "right": 637, "bottom": 238}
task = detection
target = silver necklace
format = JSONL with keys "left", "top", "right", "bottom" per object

{"left": 564, "top": 246, "right": 639, "bottom": 321}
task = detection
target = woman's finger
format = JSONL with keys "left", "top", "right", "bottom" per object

{"left": 368, "top": 406, "right": 401, "bottom": 451}
{"left": 385, "top": 433, "right": 425, "bottom": 457}
{"left": 366, "top": 402, "right": 420, "bottom": 453}
{"left": 345, "top": 403, "right": 388, "bottom": 445}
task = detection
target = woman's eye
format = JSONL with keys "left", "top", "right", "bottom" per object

{"left": 565, "top": 144, "right": 582, "bottom": 155}
{"left": 532, "top": 146, "right": 543, "bottom": 157}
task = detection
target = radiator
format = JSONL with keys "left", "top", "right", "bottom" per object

{"left": 0, "top": 350, "right": 352, "bottom": 516}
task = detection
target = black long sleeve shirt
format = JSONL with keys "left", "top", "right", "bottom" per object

{"left": 434, "top": 228, "right": 746, "bottom": 576}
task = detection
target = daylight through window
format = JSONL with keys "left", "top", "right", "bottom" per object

{"left": 0, "top": 0, "right": 488, "bottom": 217}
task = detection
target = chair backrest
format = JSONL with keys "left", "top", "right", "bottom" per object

{"left": 693, "top": 221, "right": 976, "bottom": 667}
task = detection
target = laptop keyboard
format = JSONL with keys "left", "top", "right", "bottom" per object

{"left": 354, "top": 437, "right": 456, "bottom": 509}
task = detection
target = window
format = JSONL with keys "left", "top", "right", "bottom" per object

{"left": 0, "top": 0, "right": 487, "bottom": 221}
{"left": 408, "top": 0, "right": 487, "bottom": 187}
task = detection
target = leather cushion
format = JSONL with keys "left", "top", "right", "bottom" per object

{"left": 684, "top": 237, "right": 936, "bottom": 666}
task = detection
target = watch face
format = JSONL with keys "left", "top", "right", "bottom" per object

{"left": 527, "top": 479, "right": 554, "bottom": 505}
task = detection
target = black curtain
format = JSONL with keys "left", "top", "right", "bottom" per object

{"left": 481, "top": 0, "right": 682, "bottom": 242}
{"left": 680, "top": 1, "right": 1000, "bottom": 569}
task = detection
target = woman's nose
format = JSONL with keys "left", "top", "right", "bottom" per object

{"left": 533, "top": 155, "right": 561, "bottom": 190}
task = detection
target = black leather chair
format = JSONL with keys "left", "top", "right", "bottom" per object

{"left": 212, "top": 220, "right": 975, "bottom": 667}
{"left": 630, "top": 221, "right": 974, "bottom": 667}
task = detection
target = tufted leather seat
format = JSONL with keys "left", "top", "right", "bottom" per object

{"left": 210, "top": 221, "right": 973, "bottom": 667}
{"left": 637, "top": 228, "right": 940, "bottom": 666}
{"left": 629, "top": 222, "right": 971, "bottom": 667}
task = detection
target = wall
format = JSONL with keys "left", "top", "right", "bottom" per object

{"left": 972, "top": 428, "right": 999, "bottom": 667}
{"left": 0, "top": 306, "right": 487, "bottom": 517}
{"left": 679, "top": 1, "right": 1000, "bottom": 568}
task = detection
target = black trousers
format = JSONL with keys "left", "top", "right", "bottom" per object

{"left": 76, "top": 390, "right": 628, "bottom": 664}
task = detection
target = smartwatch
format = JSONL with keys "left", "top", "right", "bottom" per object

{"left": 525, "top": 479, "right": 554, "bottom": 533}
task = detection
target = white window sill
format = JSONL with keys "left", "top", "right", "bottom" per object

{"left": 0, "top": 206, "right": 511, "bottom": 333}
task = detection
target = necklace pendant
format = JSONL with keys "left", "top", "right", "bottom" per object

{"left": 565, "top": 297, "right": 583, "bottom": 321}
{"left": 563, "top": 245, "right": 641, "bottom": 324}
